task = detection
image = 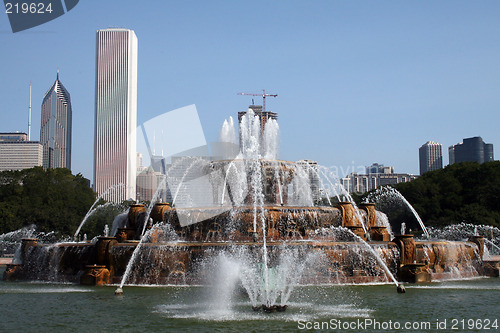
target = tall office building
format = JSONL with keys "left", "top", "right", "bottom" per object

{"left": 40, "top": 72, "right": 72, "bottom": 170}
{"left": 419, "top": 141, "right": 443, "bottom": 175}
{"left": 448, "top": 136, "right": 494, "bottom": 165}
{"left": 94, "top": 28, "right": 138, "bottom": 202}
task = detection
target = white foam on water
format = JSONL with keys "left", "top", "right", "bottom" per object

{"left": 407, "top": 284, "right": 500, "bottom": 290}
{"left": 153, "top": 301, "right": 373, "bottom": 322}
{"left": 0, "top": 287, "right": 94, "bottom": 294}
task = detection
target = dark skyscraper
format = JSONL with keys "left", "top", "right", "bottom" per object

{"left": 40, "top": 72, "right": 72, "bottom": 170}
{"left": 448, "top": 136, "right": 494, "bottom": 165}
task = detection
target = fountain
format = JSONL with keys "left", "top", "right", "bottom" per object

{"left": 3, "top": 109, "right": 498, "bottom": 311}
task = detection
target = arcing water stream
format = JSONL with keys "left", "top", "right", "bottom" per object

{"left": 74, "top": 184, "right": 126, "bottom": 240}
{"left": 367, "top": 186, "right": 430, "bottom": 238}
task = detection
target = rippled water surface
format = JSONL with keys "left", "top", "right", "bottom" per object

{"left": 1, "top": 267, "right": 498, "bottom": 332}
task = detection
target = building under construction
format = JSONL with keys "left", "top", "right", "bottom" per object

{"left": 238, "top": 104, "right": 278, "bottom": 133}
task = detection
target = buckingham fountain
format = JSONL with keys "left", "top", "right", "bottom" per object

{"left": 3, "top": 109, "right": 500, "bottom": 312}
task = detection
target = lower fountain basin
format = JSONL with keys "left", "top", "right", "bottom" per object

{"left": 7, "top": 237, "right": 487, "bottom": 286}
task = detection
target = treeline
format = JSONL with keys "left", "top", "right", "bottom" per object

{"left": 0, "top": 167, "right": 96, "bottom": 236}
{"left": 366, "top": 161, "right": 500, "bottom": 229}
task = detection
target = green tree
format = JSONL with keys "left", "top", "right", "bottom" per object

{"left": 0, "top": 167, "right": 96, "bottom": 236}
{"left": 393, "top": 161, "right": 500, "bottom": 228}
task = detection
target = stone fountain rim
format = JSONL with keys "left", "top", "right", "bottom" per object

{"left": 169, "top": 205, "right": 341, "bottom": 212}
{"left": 210, "top": 158, "right": 299, "bottom": 164}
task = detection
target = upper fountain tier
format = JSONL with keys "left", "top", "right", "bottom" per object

{"left": 220, "top": 108, "right": 280, "bottom": 161}
{"left": 210, "top": 109, "right": 324, "bottom": 207}
{"left": 208, "top": 158, "right": 322, "bottom": 207}
{"left": 166, "top": 109, "right": 350, "bottom": 213}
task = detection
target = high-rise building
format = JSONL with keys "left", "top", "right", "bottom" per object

{"left": 238, "top": 105, "right": 278, "bottom": 134}
{"left": 94, "top": 28, "right": 138, "bottom": 202}
{"left": 237, "top": 104, "right": 278, "bottom": 155}
{"left": 40, "top": 72, "right": 72, "bottom": 170}
{"left": 419, "top": 141, "right": 443, "bottom": 175}
{"left": 136, "top": 166, "right": 165, "bottom": 202}
{"left": 366, "top": 163, "right": 393, "bottom": 174}
{"left": 448, "top": 136, "right": 494, "bottom": 165}
{"left": 0, "top": 132, "right": 43, "bottom": 171}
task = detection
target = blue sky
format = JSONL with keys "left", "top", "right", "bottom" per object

{"left": 1, "top": 1, "right": 500, "bottom": 181}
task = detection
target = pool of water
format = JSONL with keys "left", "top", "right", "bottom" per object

{"left": 0, "top": 266, "right": 498, "bottom": 332}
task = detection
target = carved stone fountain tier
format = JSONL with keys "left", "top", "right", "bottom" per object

{"left": 4, "top": 202, "right": 492, "bottom": 286}
{"left": 163, "top": 205, "right": 343, "bottom": 241}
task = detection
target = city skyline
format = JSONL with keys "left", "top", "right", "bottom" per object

{"left": 1, "top": 1, "right": 500, "bottom": 181}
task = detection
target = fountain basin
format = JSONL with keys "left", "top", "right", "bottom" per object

{"left": 4, "top": 204, "right": 493, "bottom": 287}
{"left": 9, "top": 235, "right": 488, "bottom": 286}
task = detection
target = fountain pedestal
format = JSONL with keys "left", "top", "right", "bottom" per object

{"left": 393, "top": 234, "right": 416, "bottom": 265}
{"left": 393, "top": 234, "right": 431, "bottom": 281}
{"left": 96, "top": 237, "right": 117, "bottom": 265}
{"left": 468, "top": 236, "right": 485, "bottom": 259}
{"left": 398, "top": 263, "right": 431, "bottom": 283}
{"left": 3, "top": 264, "right": 23, "bottom": 281}
{"left": 482, "top": 260, "right": 500, "bottom": 277}
{"left": 369, "top": 226, "right": 391, "bottom": 242}
{"left": 21, "top": 238, "right": 38, "bottom": 264}
{"left": 151, "top": 203, "right": 171, "bottom": 223}
{"left": 80, "top": 265, "right": 111, "bottom": 286}
{"left": 337, "top": 202, "right": 366, "bottom": 240}
{"left": 116, "top": 228, "right": 136, "bottom": 243}
{"left": 128, "top": 204, "right": 146, "bottom": 231}
{"left": 359, "top": 203, "right": 376, "bottom": 228}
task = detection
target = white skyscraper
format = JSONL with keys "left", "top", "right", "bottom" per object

{"left": 94, "top": 28, "right": 138, "bottom": 202}
{"left": 419, "top": 141, "right": 443, "bottom": 175}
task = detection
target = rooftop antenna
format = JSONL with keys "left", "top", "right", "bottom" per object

{"left": 28, "top": 81, "right": 32, "bottom": 141}
{"left": 161, "top": 129, "right": 164, "bottom": 157}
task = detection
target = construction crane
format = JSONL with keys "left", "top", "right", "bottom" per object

{"left": 237, "top": 89, "right": 278, "bottom": 113}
